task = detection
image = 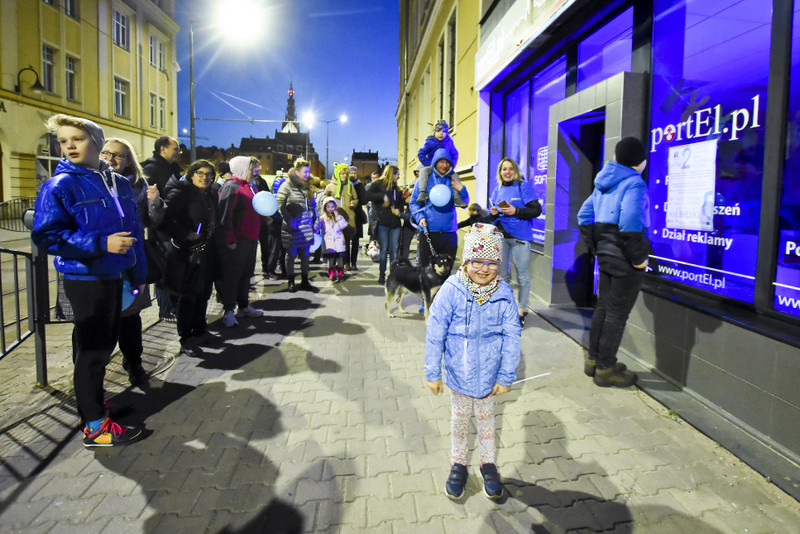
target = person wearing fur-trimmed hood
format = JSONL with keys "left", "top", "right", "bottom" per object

{"left": 277, "top": 159, "right": 319, "bottom": 293}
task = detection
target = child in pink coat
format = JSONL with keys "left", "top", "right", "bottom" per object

{"left": 317, "top": 196, "right": 349, "bottom": 282}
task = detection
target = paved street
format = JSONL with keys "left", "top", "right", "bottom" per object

{"left": 1, "top": 242, "right": 800, "bottom": 533}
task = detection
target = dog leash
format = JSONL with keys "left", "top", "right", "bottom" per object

{"left": 422, "top": 226, "right": 439, "bottom": 258}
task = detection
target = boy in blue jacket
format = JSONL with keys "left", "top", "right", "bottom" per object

{"left": 32, "top": 114, "right": 146, "bottom": 448}
{"left": 425, "top": 223, "right": 521, "bottom": 500}
{"left": 416, "top": 120, "right": 467, "bottom": 207}
{"left": 577, "top": 137, "right": 650, "bottom": 388}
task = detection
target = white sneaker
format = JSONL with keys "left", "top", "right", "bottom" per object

{"left": 222, "top": 310, "right": 239, "bottom": 328}
{"left": 237, "top": 305, "right": 263, "bottom": 318}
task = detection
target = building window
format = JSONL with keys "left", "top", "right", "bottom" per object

{"left": 446, "top": 13, "right": 456, "bottom": 128}
{"left": 42, "top": 0, "right": 55, "bottom": 6}
{"left": 577, "top": 7, "right": 632, "bottom": 92}
{"left": 64, "top": 0, "right": 78, "bottom": 19}
{"left": 149, "top": 93, "right": 157, "bottom": 127}
{"left": 159, "top": 97, "right": 166, "bottom": 129}
{"left": 149, "top": 35, "right": 157, "bottom": 66}
{"left": 113, "top": 10, "right": 129, "bottom": 51}
{"left": 114, "top": 78, "right": 129, "bottom": 116}
{"left": 158, "top": 40, "right": 165, "bottom": 70}
{"left": 648, "top": 0, "right": 771, "bottom": 304}
{"left": 775, "top": 1, "right": 800, "bottom": 318}
{"left": 41, "top": 45, "right": 55, "bottom": 93}
{"left": 65, "top": 56, "right": 77, "bottom": 101}
{"left": 528, "top": 57, "right": 567, "bottom": 243}
{"left": 36, "top": 133, "right": 60, "bottom": 191}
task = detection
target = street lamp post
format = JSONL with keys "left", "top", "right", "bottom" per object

{"left": 321, "top": 115, "right": 347, "bottom": 178}
{"left": 189, "top": 21, "right": 197, "bottom": 161}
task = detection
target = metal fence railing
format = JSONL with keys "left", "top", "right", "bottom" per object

{"left": 0, "top": 247, "right": 35, "bottom": 365}
{"left": 0, "top": 197, "right": 37, "bottom": 232}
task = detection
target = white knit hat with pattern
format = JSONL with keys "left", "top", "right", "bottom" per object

{"left": 462, "top": 223, "right": 503, "bottom": 263}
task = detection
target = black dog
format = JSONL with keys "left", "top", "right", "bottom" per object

{"left": 385, "top": 255, "right": 454, "bottom": 319}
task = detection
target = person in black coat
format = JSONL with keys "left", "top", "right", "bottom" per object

{"left": 101, "top": 137, "right": 165, "bottom": 386}
{"left": 366, "top": 165, "right": 405, "bottom": 284}
{"left": 142, "top": 136, "right": 183, "bottom": 322}
{"left": 160, "top": 160, "right": 220, "bottom": 356}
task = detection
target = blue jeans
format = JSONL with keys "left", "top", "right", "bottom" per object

{"left": 377, "top": 225, "right": 401, "bottom": 277}
{"left": 501, "top": 238, "right": 531, "bottom": 310}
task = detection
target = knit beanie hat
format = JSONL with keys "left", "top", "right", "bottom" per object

{"left": 615, "top": 137, "right": 647, "bottom": 168}
{"left": 462, "top": 223, "right": 504, "bottom": 263}
{"left": 80, "top": 118, "right": 105, "bottom": 152}
{"left": 229, "top": 155, "right": 251, "bottom": 180}
{"left": 349, "top": 165, "right": 358, "bottom": 173}
{"left": 434, "top": 120, "right": 449, "bottom": 134}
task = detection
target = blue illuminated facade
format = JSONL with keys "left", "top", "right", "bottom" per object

{"left": 477, "top": 0, "right": 800, "bottom": 494}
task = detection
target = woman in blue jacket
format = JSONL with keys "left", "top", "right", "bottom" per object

{"left": 32, "top": 114, "right": 146, "bottom": 447}
{"left": 425, "top": 223, "right": 521, "bottom": 501}
{"left": 489, "top": 158, "right": 542, "bottom": 326}
{"left": 577, "top": 137, "right": 650, "bottom": 388}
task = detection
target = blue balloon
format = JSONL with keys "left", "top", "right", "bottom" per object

{"left": 121, "top": 280, "right": 136, "bottom": 311}
{"left": 309, "top": 233, "right": 323, "bottom": 252}
{"left": 429, "top": 184, "right": 452, "bottom": 207}
{"left": 252, "top": 191, "right": 278, "bottom": 216}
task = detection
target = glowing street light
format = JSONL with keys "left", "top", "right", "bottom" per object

{"left": 189, "top": 0, "right": 266, "bottom": 160}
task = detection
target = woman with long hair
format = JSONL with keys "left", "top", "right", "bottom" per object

{"left": 366, "top": 165, "right": 404, "bottom": 284}
{"left": 489, "top": 157, "right": 542, "bottom": 326}
{"left": 216, "top": 156, "right": 265, "bottom": 327}
{"left": 100, "top": 137, "right": 165, "bottom": 385}
{"left": 277, "top": 158, "right": 319, "bottom": 293}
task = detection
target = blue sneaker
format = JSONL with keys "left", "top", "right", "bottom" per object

{"left": 480, "top": 463, "right": 503, "bottom": 499}
{"left": 445, "top": 463, "right": 468, "bottom": 499}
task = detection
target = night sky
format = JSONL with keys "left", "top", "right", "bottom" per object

{"left": 174, "top": 0, "right": 400, "bottom": 167}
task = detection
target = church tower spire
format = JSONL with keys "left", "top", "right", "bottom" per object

{"left": 282, "top": 83, "right": 298, "bottom": 133}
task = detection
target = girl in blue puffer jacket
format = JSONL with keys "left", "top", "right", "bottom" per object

{"left": 425, "top": 223, "right": 521, "bottom": 501}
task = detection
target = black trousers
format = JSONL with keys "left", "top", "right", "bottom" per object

{"left": 217, "top": 237, "right": 258, "bottom": 311}
{"left": 345, "top": 236, "right": 360, "bottom": 267}
{"left": 118, "top": 313, "right": 142, "bottom": 368}
{"left": 588, "top": 269, "right": 643, "bottom": 369}
{"left": 265, "top": 223, "right": 285, "bottom": 274}
{"left": 63, "top": 278, "right": 122, "bottom": 423}
{"left": 417, "top": 231, "right": 458, "bottom": 267}
{"left": 397, "top": 225, "right": 416, "bottom": 261}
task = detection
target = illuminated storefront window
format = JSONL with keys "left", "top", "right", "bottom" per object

{"left": 577, "top": 7, "right": 632, "bottom": 92}
{"left": 648, "top": 0, "right": 771, "bottom": 303}
{"left": 775, "top": 1, "right": 800, "bottom": 318}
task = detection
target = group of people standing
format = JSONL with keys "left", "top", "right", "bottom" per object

{"left": 31, "top": 110, "right": 648, "bottom": 506}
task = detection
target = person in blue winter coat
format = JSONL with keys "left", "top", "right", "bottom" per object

{"left": 415, "top": 120, "right": 466, "bottom": 207}
{"left": 410, "top": 147, "right": 469, "bottom": 267}
{"left": 425, "top": 223, "right": 521, "bottom": 501}
{"left": 32, "top": 114, "right": 146, "bottom": 448}
{"left": 489, "top": 157, "right": 542, "bottom": 326}
{"left": 577, "top": 137, "right": 650, "bottom": 388}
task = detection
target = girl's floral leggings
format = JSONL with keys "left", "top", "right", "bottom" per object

{"left": 450, "top": 390, "right": 496, "bottom": 465}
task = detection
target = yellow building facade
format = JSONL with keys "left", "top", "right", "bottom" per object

{"left": 0, "top": 0, "right": 179, "bottom": 201}
{"left": 397, "top": 0, "right": 481, "bottom": 209}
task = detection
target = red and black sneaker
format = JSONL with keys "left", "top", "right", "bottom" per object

{"left": 83, "top": 418, "right": 143, "bottom": 448}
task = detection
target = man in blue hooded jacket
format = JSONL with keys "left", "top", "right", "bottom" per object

{"left": 577, "top": 137, "right": 650, "bottom": 388}
{"left": 410, "top": 147, "right": 469, "bottom": 266}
